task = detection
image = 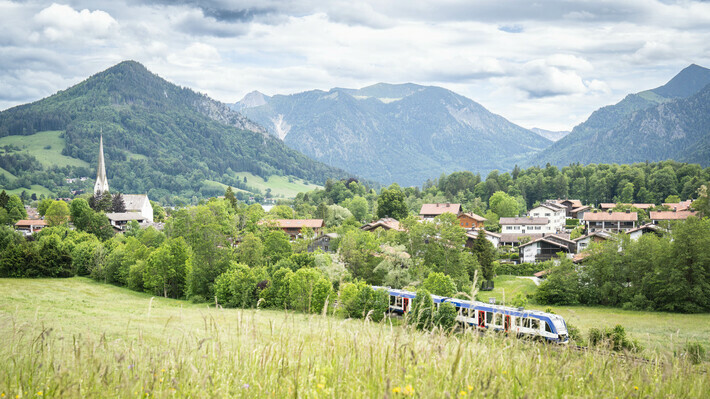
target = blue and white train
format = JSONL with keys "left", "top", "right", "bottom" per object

{"left": 375, "top": 286, "right": 569, "bottom": 343}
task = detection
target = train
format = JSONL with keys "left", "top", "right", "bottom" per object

{"left": 374, "top": 286, "right": 570, "bottom": 343}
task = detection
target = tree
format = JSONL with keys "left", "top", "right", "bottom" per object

{"left": 422, "top": 272, "right": 456, "bottom": 296}
{"left": 326, "top": 204, "right": 352, "bottom": 226}
{"left": 0, "top": 190, "right": 8, "bottom": 209}
{"left": 288, "top": 268, "right": 332, "bottom": 313}
{"left": 45, "top": 200, "right": 70, "bottom": 227}
{"left": 111, "top": 193, "right": 126, "bottom": 212}
{"left": 268, "top": 205, "right": 295, "bottom": 219}
{"left": 151, "top": 200, "right": 166, "bottom": 222}
{"left": 619, "top": 182, "right": 635, "bottom": 203}
{"left": 376, "top": 184, "right": 408, "bottom": 220}
{"left": 470, "top": 232, "right": 496, "bottom": 280}
{"left": 5, "top": 195, "right": 27, "bottom": 223}
{"left": 259, "top": 267, "right": 293, "bottom": 308}
{"left": 263, "top": 230, "right": 292, "bottom": 264}
{"left": 664, "top": 195, "right": 681, "bottom": 203}
{"left": 224, "top": 187, "right": 237, "bottom": 209}
{"left": 235, "top": 233, "right": 264, "bottom": 267}
{"left": 144, "top": 237, "right": 191, "bottom": 298}
{"left": 691, "top": 185, "right": 709, "bottom": 217}
{"left": 488, "top": 191, "right": 518, "bottom": 217}
{"left": 37, "top": 198, "right": 54, "bottom": 217}
{"left": 535, "top": 257, "right": 580, "bottom": 305}
{"left": 345, "top": 195, "right": 369, "bottom": 221}
{"left": 214, "top": 262, "right": 259, "bottom": 308}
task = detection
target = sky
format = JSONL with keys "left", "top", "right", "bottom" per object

{"left": 1, "top": 0, "right": 710, "bottom": 131}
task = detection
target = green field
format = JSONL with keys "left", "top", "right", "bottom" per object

{"left": 233, "top": 171, "right": 323, "bottom": 198}
{"left": 202, "top": 179, "right": 250, "bottom": 194}
{"left": 5, "top": 184, "right": 54, "bottom": 198}
{"left": 0, "top": 130, "right": 89, "bottom": 168}
{"left": 481, "top": 275, "right": 710, "bottom": 353}
{"left": 0, "top": 278, "right": 707, "bottom": 398}
{"left": 0, "top": 166, "right": 15, "bottom": 180}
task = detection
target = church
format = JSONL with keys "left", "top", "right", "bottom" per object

{"left": 94, "top": 134, "right": 154, "bottom": 230}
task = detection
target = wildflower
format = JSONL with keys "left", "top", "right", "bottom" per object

{"left": 403, "top": 385, "right": 414, "bottom": 395}
{"left": 459, "top": 391, "right": 467, "bottom": 397}
{"left": 392, "top": 386, "right": 401, "bottom": 393}
{"left": 160, "top": 379, "right": 163, "bottom": 383}
{"left": 634, "top": 386, "right": 639, "bottom": 391}
{"left": 242, "top": 384, "right": 250, "bottom": 389}
{"left": 161, "top": 369, "right": 165, "bottom": 373}
{"left": 37, "top": 392, "right": 43, "bottom": 396}
{"left": 502, "top": 370, "right": 507, "bottom": 374}
{"left": 317, "top": 384, "right": 325, "bottom": 390}
{"left": 467, "top": 385, "right": 473, "bottom": 391}
{"left": 128, "top": 364, "right": 134, "bottom": 370}
{"left": 1, "top": 393, "right": 5, "bottom": 397}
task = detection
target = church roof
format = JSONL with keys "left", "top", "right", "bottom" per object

{"left": 122, "top": 194, "right": 149, "bottom": 212}
{"left": 94, "top": 135, "right": 109, "bottom": 194}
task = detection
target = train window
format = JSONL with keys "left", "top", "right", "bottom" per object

{"left": 395, "top": 297, "right": 403, "bottom": 307}
{"left": 531, "top": 319, "right": 540, "bottom": 330}
{"left": 494, "top": 313, "right": 502, "bottom": 326}
{"left": 544, "top": 322, "right": 552, "bottom": 333}
{"left": 486, "top": 312, "right": 493, "bottom": 324}
{"left": 390, "top": 296, "right": 396, "bottom": 306}
{"left": 523, "top": 318, "right": 531, "bottom": 328}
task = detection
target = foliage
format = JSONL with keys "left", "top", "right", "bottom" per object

{"left": 470, "top": 232, "right": 496, "bottom": 280}
{"left": 409, "top": 288, "right": 434, "bottom": 330}
{"left": 263, "top": 230, "right": 292, "bottom": 264}
{"left": 433, "top": 302, "right": 458, "bottom": 330}
{"left": 288, "top": 268, "right": 332, "bottom": 313}
{"left": 45, "top": 200, "right": 70, "bottom": 226}
{"left": 495, "top": 262, "right": 546, "bottom": 276}
{"left": 215, "top": 262, "right": 260, "bottom": 308}
{"left": 422, "top": 272, "right": 456, "bottom": 296}
{"left": 143, "top": 237, "right": 191, "bottom": 298}
{"left": 535, "top": 257, "right": 580, "bottom": 305}
{"left": 235, "top": 233, "right": 264, "bottom": 267}
{"left": 587, "top": 325, "right": 642, "bottom": 353}
{"left": 376, "top": 184, "right": 408, "bottom": 220}
{"left": 682, "top": 342, "right": 707, "bottom": 365}
{"left": 259, "top": 267, "right": 293, "bottom": 309}
{"left": 489, "top": 191, "right": 519, "bottom": 217}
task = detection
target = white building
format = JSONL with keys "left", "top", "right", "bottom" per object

{"left": 106, "top": 194, "right": 154, "bottom": 231}
{"left": 528, "top": 203, "right": 566, "bottom": 232}
{"left": 500, "top": 217, "right": 554, "bottom": 235}
{"left": 519, "top": 235, "right": 576, "bottom": 263}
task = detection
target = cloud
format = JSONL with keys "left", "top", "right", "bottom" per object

{"left": 32, "top": 3, "right": 118, "bottom": 42}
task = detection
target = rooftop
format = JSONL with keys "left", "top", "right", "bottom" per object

{"left": 649, "top": 210, "right": 697, "bottom": 220}
{"left": 106, "top": 212, "right": 149, "bottom": 221}
{"left": 599, "top": 203, "right": 654, "bottom": 210}
{"left": 419, "top": 203, "right": 461, "bottom": 216}
{"left": 122, "top": 194, "right": 150, "bottom": 211}
{"left": 583, "top": 211, "right": 638, "bottom": 222}
{"left": 361, "top": 217, "right": 403, "bottom": 232}
{"left": 459, "top": 212, "right": 487, "bottom": 222}
{"left": 499, "top": 217, "right": 548, "bottom": 225}
{"left": 14, "top": 219, "right": 47, "bottom": 227}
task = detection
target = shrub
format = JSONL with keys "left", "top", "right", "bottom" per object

{"left": 422, "top": 272, "right": 456, "bottom": 297}
{"left": 259, "top": 267, "right": 294, "bottom": 309}
{"left": 71, "top": 240, "right": 101, "bottom": 276}
{"left": 215, "top": 262, "right": 259, "bottom": 308}
{"left": 128, "top": 260, "right": 147, "bottom": 292}
{"left": 433, "top": 302, "right": 457, "bottom": 330}
{"left": 683, "top": 342, "right": 707, "bottom": 365}
{"left": 587, "top": 325, "right": 642, "bottom": 352}
{"left": 288, "top": 268, "right": 332, "bottom": 313}
{"left": 369, "top": 289, "right": 390, "bottom": 322}
{"left": 409, "top": 288, "right": 434, "bottom": 330}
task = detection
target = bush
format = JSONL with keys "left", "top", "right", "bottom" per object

{"left": 495, "top": 262, "right": 546, "bottom": 276}
{"left": 422, "top": 272, "right": 456, "bottom": 296}
{"left": 288, "top": 268, "right": 332, "bottom": 313}
{"left": 339, "top": 281, "right": 372, "bottom": 319}
{"left": 215, "top": 262, "right": 259, "bottom": 308}
{"left": 128, "top": 260, "right": 147, "bottom": 292}
{"left": 369, "top": 289, "right": 390, "bottom": 322}
{"left": 433, "top": 302, "right": 457, "bottom": 330}
{"left": 259, "top": 267, "right": 293, "bottom": 309}
{"left": 409, "top": 288, "right": 434, "bottom": 330}
{"left": 587, "top": 325, "right": 642, "bottom": 352}
{"left": 683, "top": 342, "right": 707, "bottom": 365}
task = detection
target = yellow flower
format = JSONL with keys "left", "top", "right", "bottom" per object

{"left": 161, "top": 369, "right": 165, "bottom": 373}
{"left": 403, "top": 385, "right": 414, "bottom": 395}
{"left": 634, "top": 386, "right": 639, "bottom": 390}
{"left": 392, "top": 387, "right": 401, "bottom": 393}
{"left": 502, "top": 370, "right": 507, "bottom": 374}
{"left": 459, "top": 391, "right": 468, "bottom": 397}
{"left": 467, "top": 385, "right": 473, "bottom": 391}
{"left": 1, "top": 393, "right": 5, "bottom": 397}
{"left": 317, "top": 384, "right": 325, "bottom": 390}
{"left": 36, "top": 392, "right": 43, "bottom": 396}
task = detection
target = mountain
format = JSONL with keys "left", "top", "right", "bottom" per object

{"left": 233, "top": 83, "right": 551, "bottom": 185}
{"left": 0, "top": 61, "right": 353, "bottom": 201}
{"left": 530, "top": 128, "right": 570, "bottom": 142}
{"left": 529, "top": 64, "right": 710, "bottom": 167}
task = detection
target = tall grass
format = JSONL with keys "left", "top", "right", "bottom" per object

{"left": 0, "top": 278, "right": 708, "bottom": 398}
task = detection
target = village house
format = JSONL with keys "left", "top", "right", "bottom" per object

{"left": 361, "top": 217, "right": 404, "bottom": 232}
{"left": 419, "top": 203, "right": 461, "bottom": 220}
{"left": 599, "top": 203, "right": 654, "bottom": 211}
{"left": 500, "top": 217, "right": 554, "bottom": 235}
{"left": 573, "top": 231, "right": 612, "bottom": 253}
{"left": 663, "top": 200, "right": 693, "bottom": 211}
{"left": 14, "top": 219, "right": 47, "bottom": 236}
{"left": 105, "top": 212, "right": 151, "bottom": 231}
{"left": 528, "top": 203, "right": 566, "bottom": 231}
{"left": 549, "top": 199, "right": 584, "bottom": 218}
{"left": 308, "top": 233, "right": 338, "bottom": 252}
{"left": 458, "top": 212, "right": 486, "bottom": 229}
{"left": 518, "top": 234, "right": 576, "bottom": 263}
{"left": 583, "top": 210, "right": 638, "bottom": 233}
{"left": 627, "top": 223, "right": 665, "bottom": 241}
{"left": 465, "top": 228, "right": 501, "bottom": 248}
{"left": 263, "top": 219, "right": 324, "bottom": 239}
{"left": 650, "top": 210, "right": 698, "bottom": 227}
{"left": 106, "top": 194, "right": 154, "bottom": 231}
{"left": 570, "top": 205, "right": 592, "bottom": 219}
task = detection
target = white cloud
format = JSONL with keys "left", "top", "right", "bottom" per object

{"left": 33, "top": 3, "right": 118, "bottom": 42}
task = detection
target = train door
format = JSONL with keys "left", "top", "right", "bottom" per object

{"left": 403, "top": 298, "right": 409, "bottom": 313}
{"left": 478, "top": 311, "right": 485, "bottom": 328}
{"left": 504, "top": 315, "right": 511, "bottom": 332}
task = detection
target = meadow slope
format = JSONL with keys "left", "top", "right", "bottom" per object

{"left": 0, "top": 278, "right": 707, "bottom": 398}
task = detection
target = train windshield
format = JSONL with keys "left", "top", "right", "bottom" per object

{"left": 551, "top": 316, "right": 567, "bottom": 334}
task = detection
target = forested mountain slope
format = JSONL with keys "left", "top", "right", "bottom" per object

{"left": 529, "top": 64, "right": 710, "bottom": 167}
{"left": 0, "top": 61, "right": 353, "bottom": 201}
{"left": 234, "top": 83, "right": 552, "bottom": 185}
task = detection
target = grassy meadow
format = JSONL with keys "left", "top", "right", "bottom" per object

{"left": 0, "top": 131, "right": 89, "bottom": 169}
{"left": 1, "top": 278, "right": 708, "bottom": 398}
{"left": 233, "top": 171, "right": 323, "bottom": 198}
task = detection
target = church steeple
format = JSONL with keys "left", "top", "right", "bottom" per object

{"left": 94, "top": 133, "right": 109, "bottom": 194}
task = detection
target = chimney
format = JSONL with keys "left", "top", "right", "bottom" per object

{"left": 673, "top": 208, "right": 677, "bottom": 212}
{"left": 608, "top": 210, "right": 612, "bottom": 214}
{"left": 625, "top": 209, "right": 630, "bottom": 213}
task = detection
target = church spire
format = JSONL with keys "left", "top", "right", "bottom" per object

{"left": 94, "top": 133, "right": 109, "bottom": 194}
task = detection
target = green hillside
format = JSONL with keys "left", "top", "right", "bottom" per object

{"left": 0, "top": 130, "right": 89, "bottom": 168}
{"left": 233, "top": 171, "right": 322, "bottom": 198}
{"left": 0, "top": 61, "right": 354, "bottom": 203}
